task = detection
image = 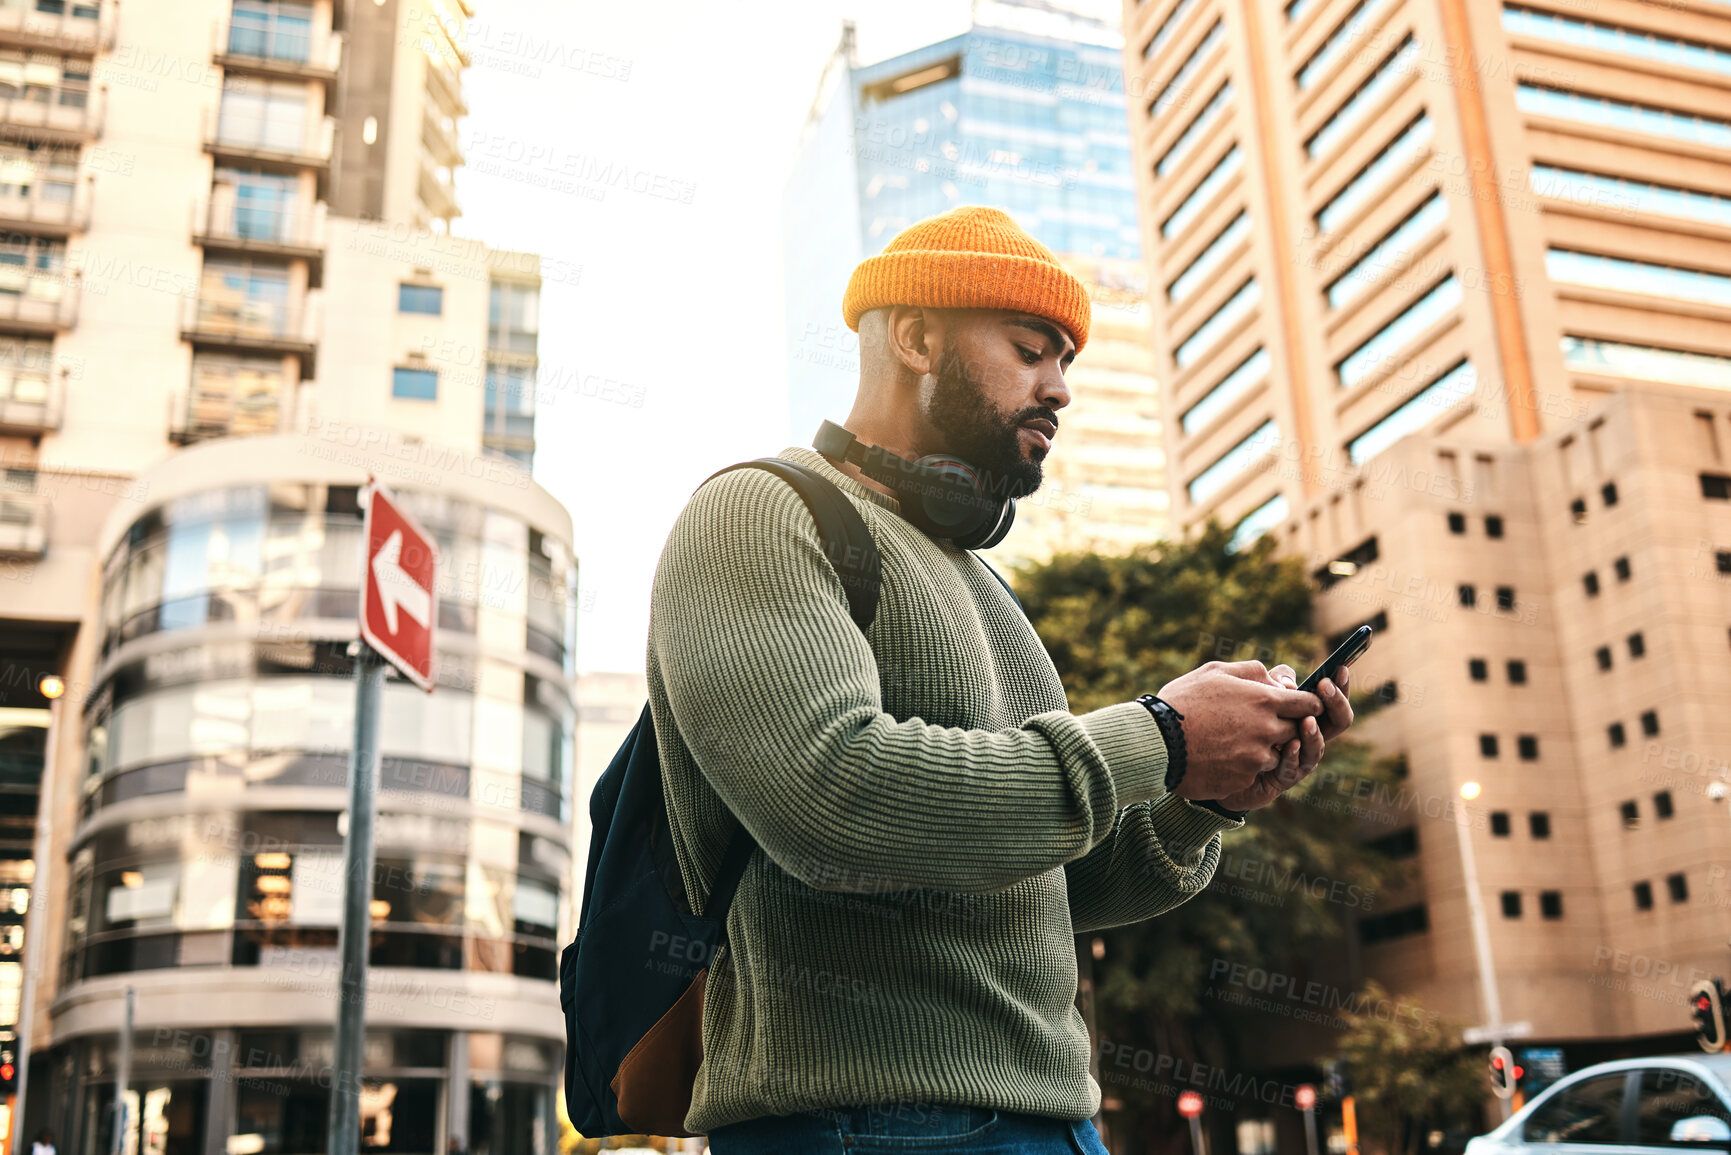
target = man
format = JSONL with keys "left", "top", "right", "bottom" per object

{"left": 647, "top": 206, "right": 1354, "bottom": 1152}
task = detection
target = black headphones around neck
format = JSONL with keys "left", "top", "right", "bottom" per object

{"left": 812, "top": 419, "right": 1016, "bottom": 550}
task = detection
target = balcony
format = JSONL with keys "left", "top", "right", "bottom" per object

{"left": 211, "top": 17, "right": 343, "bottom": 86}
{"left": 169, "top": 360, "right": 293, "bottom": 444}
{"left": 203, "top": 108, "right": 334, "bottom": 177}
{"left": 0, "top": 363, "right": 63, "bottom": 435}
{"left": 0, "top": 173, "right": 89, "bottom": 237}
{"left": 417, "top": 157, "right": 460, "bottom": 221}
{"left": 190, "top": 193, "right": 326, "bottom": 286}
{"left": 423, "top": 59, "right": 467, "bottom": 119}
{"left": 0, "top": 488, "right": 47, "bottom": 561}
{"left": 0, "top": 1, "right": 115, "bottom": 55}
{"left": 0, "top": 272, "right": 78, "bottom": 335}
{"left": 0, "top": 87, "right": 104, "bottom": 146}
{"left": 179, "top": 293, "right": 319, "bottom": 378}
{"left": 421, "top": 99, "right": 462, "bottom": 169}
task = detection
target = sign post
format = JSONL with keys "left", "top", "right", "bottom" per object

{"left": 330, "top": 484, "right": 437, "bottom": 1155}
{"left": 1297, "top": 1084, "right": 1319, "bottom": 1155}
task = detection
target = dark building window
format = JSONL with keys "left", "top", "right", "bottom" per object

{"left": 1507, "top": 659, "right": 1527, "bottom": 684}
{"left": 1620, "top": 800, "right": 1639, "bottom": 829}
{"left": 1614, "top": 556, "right": 1631, "bottom": 581}
{"left": 1359, "top": 905, "right": 1429, "bottom": 944}
{"left": 1469, "top": 658, "right": 1488, "bottom": 681}
{"left": 1571, "top": 496, "right": 1589, "bottom": 521}
{"left": 1641, "top": 710, "right": 1659, "bottom": 736}
{"left": 1628, "top": 632, "right": 1645, "bottom": 659}
{"left": 1458, "top": 584, "right": 1477, "bottom": 608}
{"left": 1490, "top": 811, "right": 1511, "bottom": 836}
{"left": 1668, "top": 873, "right": 1689, "bottom": 903}
{"left": 1529, "top": 812, "right": 1551, "bottom": 838}
{"left": 1480, "top": 734, "right": 1499, "bottom": 758}
{"left": 1583, "top": 571, "right": 1600, "bottom": 597}
{"left": 1601, "top": 481, "right": 1619, "bottom": 507}
{"left": 1365, "top": 827, "right": 1419, "bottom": 858}
{"left": 1315, "top": 536, "right": 1379, "bottom": 591}
{"left": 1496, "top": 586, "right": 1516, "bottom": 611}
{"left": 1485, "top": 515, "right": 1504, "bottom": 538}
{"left": 1518, "top": 735, "right": 1539, "bottom": 760}
{"left": 1718, "top": 551, "right": 1731, "bottom": 576}
{"left": 1539, "top": 891, "right": 1563, "bottom": 919}
{"left": 1595, "top": 645, "right": 1612, "bottom": 671}
{"left": 1501, "top": 891, "right": 1522, "bottom": 918}
{"left": 1634, "top": 881, "right": 1654, "bottom": 910}
{"left": 1609, "top": 722, "right": 1626, "bottom": 748}
{"left": 1448, "top": 512, "right": 1466, "bottom": 534}
{"left": 1703, "top": 473, "right": 1730, "bottom": 500}
{"left": 1654, "top": 791, "right": 1674, "bottom": 819}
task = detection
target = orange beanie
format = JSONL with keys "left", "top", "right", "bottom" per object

{"left": 842, "top": 206, "right": 1091, "bottom": 352}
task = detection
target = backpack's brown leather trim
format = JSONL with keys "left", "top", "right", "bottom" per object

{"left": 611, "top": 967, "right": 706, "bottom": 1137}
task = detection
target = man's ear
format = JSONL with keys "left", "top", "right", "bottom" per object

{"left": 886, "top": 304, "right": 939, "bottom": 378}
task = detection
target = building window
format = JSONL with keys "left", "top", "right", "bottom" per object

{"left": 1506, "top": 660, "right": 1526, "bottom": 684}
{"left": 489, "top": 280, "right": 540, "bottom": 353}
{"left": 1326, "top": 191, "right": 1448, "bottom": 310}
{"left": 1613, "top": 556, "right": 1631, "bottom": 581}
{"left": 1448, "top": 512, "right": 1466, "bottom": 533}
{"left": 1157, "top": 81, "right": 1233, "bottom": 178}
{"left": 1486, "top": 515, "right": 1504, "bottom": 538}
{"left": 1634, "top": 881, "right": 1654, "bottom": 910}
{"left": 391, "top": 367, "right": 438, "bottom": 400}
{"left": 1296, "top": 0, "right": 1394, "bottom": 89}
{"left": 1480, "top": 734, "right": 1499, "bottom": 758}
{"left": 1628, "top": 632, "right": 1645, "bottom": 658}
{"left": 1583, "top": 571, "right": 1600, "bottom": 596}
{"left": 1571, "top": 496, "right": 1588, "bottom": 523}
{"left": 1358, "top": 904, "right": 1429, "bottom": 944}
{"left": 1315, "top": 537, "right": 1379, "bottom": 590}
{"left": 1144, "top": 0, "right": 1202, "bottom": 61}
{"left": 1306, "top": 34, "right": 1419, "bottom": 160}
{"left": 398, "top": 284, "right": 443, "bottom": 315}
{"left": 215, "top": 76, "right": 309, "bottom": 152}
{"left": 1640, "top": 710, "right": 1659, "bottom": 736}
{"left": 1529, "top": 812, "right": 1551, "bottom": 838}
{"left": 1516, "top": 84, "right": 1731, "bottom": 151}
{"left": 1609, "top": 722, "right": 1626, "bottom": 748}
{"left": 1717, "top": 550, "right": 1731, "bottom": 575}
{"left": 1150, "top": 20, "right": 1225, "bottom": 120}
{"left": 1490, "top": 811, "right": 1511, "bottom": 836}
{"left": 1502, "top": 6, "right": 1731, "bottom": 80}
{"left": 1538, "top": 168, "right": 1731, "bottom": 231}
{"left": 1365, "top": 826, "right": 1419, "bottom": 857}
{"left": 1701, "top": 473, "right": 1731, "bottom": 500}
{"left": 1595, "top": 645, "right": 1612, "bottom": 671}
{"left": 1548, "top": 248, "right": 1731, "bottom": 310}
{"left": 1227, "top": 493, "right": 1288, "bottom": 554}
{"left": 1469, "top": 657, "right": 1488, "bottom": 681}
{"left": 1168, "top": 211, "right": 1250, "bottom": 304}
{"left": 1459, "top": 584, "right": 1477, "bottom": 609}
{"left": 229, "top": 0, "right": 314, "bottom": 63}
{"left": 1496, "top": 586, "right": 1516, "bottom": 611}
{"left": 1337, "top": 280, "right": 1464, "bottom": 391}
{"left": 1346, "top": 359, "right": 1478, "bottom": 465}
{"left": 1163, "top": 145, "right": 1243, "bottom": 240}
{"left": 1317, "top": 113, "right": 1434, "bottom": 234}
{"left": 1518, "top": 735, "right": 1539, "bottom": 761}
{"left": 1539, "top": 891, "right": 1563, "bottom": 919}
{"left": 1500, "top": 891, "right": 1522, "bottom": 918}
{"left": 1620, "top": 800, "right": 1639, "bottom": 829}
{"left": 1175, "top": 278, "right": 1261, "bottom": 369}
{"left": 1181, "top": 348, "right": 1270, "bottom": 436}
{"left": 1654, "top": 791, "right": 1674, "bottom": 819}
{"left": 1564, "top": 335, "right": 1731, "bottom": 390}
{"left": 1186, "top": 418, "right": 1278, "bottom": 505}
{"left": 1601, "top": 481, "right": 1619, "bottom": 507}
{"left": 1668, "top": 873, "right": 1689, "bottom": 903}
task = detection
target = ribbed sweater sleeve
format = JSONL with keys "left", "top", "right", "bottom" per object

{"left": 648, "top": 466, "right": 1172, "bottom": 896}
{"left": 1063, "top": 794, "right": 1243, "bottom": 933}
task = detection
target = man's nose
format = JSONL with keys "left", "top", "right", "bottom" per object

{"left": 1038, "top": 363, "right": 1071, "bottom": 412}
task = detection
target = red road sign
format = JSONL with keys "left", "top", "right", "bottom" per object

{"left": 1296, "top": 1084, "right": 1317, "bottom": 1111}
{"left": 1177, "top": 1090, "right": 1204, "bottom": 1118}
{"left": 360, "top": 485, "right": 438, "bottom": 692}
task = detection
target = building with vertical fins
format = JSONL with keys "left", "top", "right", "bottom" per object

{"left": 786, "top": 0, "right": 1173, "bottom": 568}
{"left": 1122, "top": 0, "right": 1731, "bottom": 1097}
{"left": 0, "top": 1, "right": 574, "bottom": 1152}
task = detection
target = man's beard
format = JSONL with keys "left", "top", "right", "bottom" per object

{"left": 926, "top": 343, "right": 1048, "bottom": 501}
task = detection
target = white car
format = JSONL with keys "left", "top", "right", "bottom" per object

{"left": 1465, "top": 1055, "right": 1731, "bottom": 1155}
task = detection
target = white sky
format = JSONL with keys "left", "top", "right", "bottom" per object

{"left": 455, "top": 0, "right": 975, "bottom": 675}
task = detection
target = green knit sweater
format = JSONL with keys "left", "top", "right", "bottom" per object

{"left": 646, "top": 446, "right": 1242, "bottom": 1134}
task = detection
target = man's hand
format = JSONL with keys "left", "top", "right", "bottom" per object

{"left": 1154, "top": 661, "right": 1324, "bottom": 805}
{"left": 1203, "top": 663, "right": 1355, "bottom": 813}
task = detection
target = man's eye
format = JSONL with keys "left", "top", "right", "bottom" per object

{"left": 1018, "top": 347, "right": 1041, "bottom": 365}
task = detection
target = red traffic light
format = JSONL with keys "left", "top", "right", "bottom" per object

{"left": 1178, "top": 1090, "right": 1204, "bottom": 1118}
{"left": 1, "top": 1063, "right": 15, "bottom": 1080}
{"left": 1699, "top": 994, "right": 1714, "bottom": 1012}
{"left": 1491, "top": 1055, "right": 1505, "bottom": 1069}
{"left": 1512, "top": 1065, "right": 1525, "bottom": 1079}
{"left": 1296, "top": 1084, "right": 1317, "bottom": 1110}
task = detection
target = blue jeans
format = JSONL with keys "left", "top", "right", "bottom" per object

{"left": 707, "top": 1103, "right": 1112, "bottom": 1153}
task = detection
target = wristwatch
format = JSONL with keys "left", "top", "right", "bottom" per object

{"left": 1136, "top": 694, "right": 1247, "bottom": 821}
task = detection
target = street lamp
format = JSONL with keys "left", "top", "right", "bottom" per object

{"left": 1456, "top": 781, "right": 1513, "bottom": 1121}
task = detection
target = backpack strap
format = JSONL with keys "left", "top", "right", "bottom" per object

{"left": 974, "top": 554, "right": 1022, "bottom": 610}
{"left": 693, "top": 457, "right": 883, "bottom": 919}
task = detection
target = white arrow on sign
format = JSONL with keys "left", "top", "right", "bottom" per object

{"left": 370, "top": 529, "right": 431, "bottom": 635}
{"left": 1463, "top": 1022, "right": 1533, "bottom": 1045}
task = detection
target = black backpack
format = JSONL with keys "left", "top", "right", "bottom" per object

{"left": 559, "top": 457, "right": 1020, "bottom": 1138}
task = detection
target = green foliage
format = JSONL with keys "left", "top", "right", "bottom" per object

{"left": 1331, "top": 982, "right": 1487, "bottom": 1155}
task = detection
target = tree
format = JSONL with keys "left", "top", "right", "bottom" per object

{"left": 1330, "top": 982, "right": 1486, "bottom": 1155}
{"left": 1011, "top": 521, "right": 1411, "bottom": 1154}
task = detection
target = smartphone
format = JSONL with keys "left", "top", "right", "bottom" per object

{"left": 1296, "top": 625, "right": 1373, "bottom": 695}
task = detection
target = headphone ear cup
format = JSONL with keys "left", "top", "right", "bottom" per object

{"left": 910, "top": 456, "right": 994, "bottom": 538}
{"left": 972, "top": 498, "right": 1016, "bottom": 550}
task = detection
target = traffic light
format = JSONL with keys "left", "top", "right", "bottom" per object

{"left": 1325, "top": 1059, "right": 1352, "bottom": 1100}
{"left": 1690, "top": 978, "right": 1728, "bottom": 1052}
{"left": 1489, "top": 1046, "right": 1523, "bottom": 1099}
{"left": 0, "top": 1043, "right": 17, "bottom": 1091}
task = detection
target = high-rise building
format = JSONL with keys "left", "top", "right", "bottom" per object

{"left": 1123, "top": 0, "right": 1731, "bottom": 1066}
{"left": 785, "top": 0, "right": 1172, "bottom": 564}
{"left": 0, "top": 1, "right": 576, "bottom": 1152}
